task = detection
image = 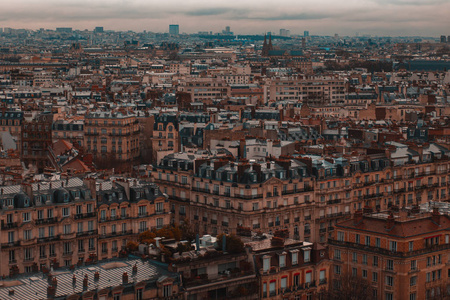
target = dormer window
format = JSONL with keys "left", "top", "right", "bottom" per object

{"left": 279, "top": 253, "right": 286, "bottom": 268}
{"left": 263, "top": 256, "right": 270, "bottom": 272}
{"left": 291, "top": 250, "right": 299, "bottom": 265}
{"left": 304, "top": 248, "right": 311, "bottom": 263}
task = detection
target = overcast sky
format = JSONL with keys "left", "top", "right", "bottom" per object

{"left": 0, "top": 0, "right": 449, "bottom": 36}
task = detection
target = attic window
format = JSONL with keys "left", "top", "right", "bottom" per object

{"left": 291, "top": 250, "right": 299, "bottom": 265}
{"left": 263, "top": 255, "right": 270, "bottom": 272}
{"left": 279, "top": 253, "right": 286, "bottom": 268}
{"left": 303, "top": 248, "right": 311, "bottom": 263}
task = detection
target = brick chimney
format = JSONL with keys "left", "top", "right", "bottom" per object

{"left": 354, "top": 210, "right": 363, "bottom": 225}
{"left": 432, "top": 208, "right": 441, "bottom": 225}
{"left": 386, "top": 213, "right": 395, "bottom": 230}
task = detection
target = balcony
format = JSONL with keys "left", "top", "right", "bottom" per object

{"left": 1, "top": 222, "right": 18, "bottom": 229}
{"left": 319, "top": 278, "right": 327, "bottom": 285}
{"left": 192, "top": 187, "right": 211, "bottom": 194}
{"left": 2, "top": 241, "right": 21, "bottom": 249}
{"left": 77, "top": 230, "right": 95, "bottom": 237}
{"left": 235, "top": 193, "right": 263, "bottom": 200}
{"left": 222, "top": 221, "right": 229, "bottom": 227}
{"left": 327, "top": 199, "right": 341, "bottom": 205}
{"left": 21, "top": 238, "right": 37, "bottom": 246}
{"left": 328, "top": 239, "right": 450, "bottom": 258}
{"left": 75, "top": 212, "right": 97, "bottom": 220}
{"left": 61, "top": 232, "right": 76, "bottom": 239}
{"left": 35, "top": 217, "right": 58, "bottom": 225}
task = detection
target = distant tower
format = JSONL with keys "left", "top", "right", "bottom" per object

{"left": 440, "top": 35, "right": 447, "bottom": 43}
{"left": 262, "top": 34, "right": 268, "bottom": 56}
{"left": 169, "top": 24, "right": 179, "bottom": 35}
{"left": 304, "top": 30, "right": 309, "bottom": 37}
{"left": 268, "top": 33, "right": 273, "bottom": 51}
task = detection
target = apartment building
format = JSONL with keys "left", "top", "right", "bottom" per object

{"left": 329, "top": 209, "right": 450, "bottom": 300}
{"left": 21, "top": 111, "right": 53, "bottom": 171}
{"left": 266, "top": 75, "right": 345, "bottom": 105}
{"left": 0, "top": 177, "right": 170, "bottom": 277}
{"left": 0, "top": 109, "right": 23, "bottom": 151}
{"left": 152, "top": 142, "right": 450, "bottom": 245}
{"left": 248, "top": 237, "right": 330, "bottom": 299}
{"left": 152, "top": 113, "right": 179, "bottom": 164}
{"left": 152, "top": 152, "right": 199, "bottom": 225}
{"left": 0, "top": 178, "right": 96, "bottom": 277}
{"left": 96, "top": 179, "right": 170, "bottom": 260}
{"left": 170, "top": 249, "right": 257, "bottom": 299}
{"left": 180, "top": 158, "right": 315, "bottom": 238}
{"left": 52, "top": 119, "right": 84, "bottom": 147}
{"left": 177, "top": 77, "right": 231, "bottom": 102}
{"left": 84, "top": 111, "right": 140, "bottom": 161}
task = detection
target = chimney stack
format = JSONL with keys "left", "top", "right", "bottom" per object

{"left": 122, "top": 272, "right": 129, "bottom": 284}
{"left": 386, "top": 213, "right": 395, "bottom": 230}
{"left": 83, "top": 274, "right": 88, "bottom": 290}
{"left": 432, "top": 208, "right": 441, "bottom": 225}
{"left": 354, "top": 210, "right": 363, "bottom": 225}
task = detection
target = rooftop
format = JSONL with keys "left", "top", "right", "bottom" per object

{"left": 0, "top": 258, "right": 177, "bottom": 300}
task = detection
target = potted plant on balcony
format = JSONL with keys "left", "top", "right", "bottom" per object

{"left": 119, "top": 249, "right": 128, "bottom": 258}
{"left": 32, "top": 262, "right": 39, "bottom": 273}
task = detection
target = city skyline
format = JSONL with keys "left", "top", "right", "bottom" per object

{"left": 0, "top": 0, "right": 449, "bottom": 37}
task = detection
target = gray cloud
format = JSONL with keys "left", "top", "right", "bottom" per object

{"left": 185, "top": 8, "right": 249, "bottom": 16}
{"left": 246, "top": 13, "right": 331, "bottom": 21}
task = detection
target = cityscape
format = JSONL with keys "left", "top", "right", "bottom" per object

{"left": 0, "top": 3, "right": 450, "bottom": 299}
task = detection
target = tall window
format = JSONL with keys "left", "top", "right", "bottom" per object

{"left": 163, "top": 285, "right": 172, "bottom": 297}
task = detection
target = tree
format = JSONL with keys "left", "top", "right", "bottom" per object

{"left": 126, "top": 241, "right": 139, "bottom": 252}
{"left": 138, "top": 230, "right": 156, "bottom": 244}
{"left": 216, "top": 234, "right": 245, "bottom": 254}
{"left": 320, "top": 274, "right": 376, "bottom": 300}
{"left": 180, "top": 219, "right": 196, "bottom": 241}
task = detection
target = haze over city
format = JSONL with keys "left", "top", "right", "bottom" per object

{"left": 1, "top": 0, "right": 449, "bottom": 36}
